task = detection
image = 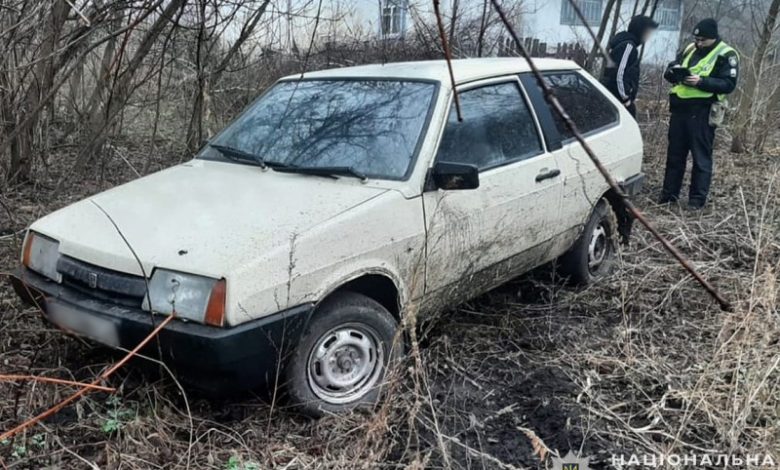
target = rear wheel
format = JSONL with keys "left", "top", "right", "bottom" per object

{"left": 559, "top": 199, "right": 617, "bottom": 285}
{"left": 285, "top": 291, "right": 400, "bottom": 417}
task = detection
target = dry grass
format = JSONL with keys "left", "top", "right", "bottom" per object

{"left": 0, "top": 119, "right": 778, "bottom": 468}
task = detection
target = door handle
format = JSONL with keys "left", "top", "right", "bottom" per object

{"left": 536, "top": 169, "right": 561, "bottom": 182}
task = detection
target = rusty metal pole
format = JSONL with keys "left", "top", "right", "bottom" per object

{"left": 488, "top": 0, "right": 732, "bottom": 312}
{"left": 433, "top": 0, "right": 463, "bottom": 122}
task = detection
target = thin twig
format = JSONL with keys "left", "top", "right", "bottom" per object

{"left": 63, "top": 0, "right": 91, "bottom": 26}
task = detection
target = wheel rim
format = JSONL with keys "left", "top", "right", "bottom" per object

{"left": 307, "top": 323, "right": 385, "bottom": 405}
{"left": 588, "top": 222, "right": 610, "bottom": 273}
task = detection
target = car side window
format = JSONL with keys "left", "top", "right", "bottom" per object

{"left": 435, "top": 82, "right": 543, "bottom": 170}
{"left": 542, "top": 72, "right": 618, "bottom": 139}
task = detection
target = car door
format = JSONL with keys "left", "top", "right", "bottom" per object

{"left": 520, "top": 71, "right": 621, "bottom": 232}
{"left": 422, "top": 77, "right": 563, "bottom": 304}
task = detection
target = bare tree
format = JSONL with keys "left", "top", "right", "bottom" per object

{"left": 1, "top": 0, "right": 776, "bottom": 188}
{"left": 585, "top": 0, "right": 620, "bottom": 73}
{"left": 2, "top": 1, "right": 70, "bottom": 182}
{"left": 76, "top": 0, "right": 188, "bottom": 167}
{"left": 730, "top": 0, "right": 780, "bottom": 153}
{"left": 185, "top": 0, "right": 272, "bottom": 152}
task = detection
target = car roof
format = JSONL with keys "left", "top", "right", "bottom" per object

{"left": 281, "top": 58, "right": 580, "bottom": 85}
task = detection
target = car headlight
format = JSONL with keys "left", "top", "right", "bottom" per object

{"left": 142, "top": 269, "right": 226, "bottom": 326}
{"left": 22, "top": 231, "right": 62, "bottom": 282}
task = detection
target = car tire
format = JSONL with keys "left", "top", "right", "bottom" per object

{"left": 559, "top": 199, "right": 617, "bottom": 285}
{"left": 285, "top": 291, "right": 401, "bottom": 417}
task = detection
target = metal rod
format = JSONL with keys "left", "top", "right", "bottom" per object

{"left": 0, "top": 375, "right": 115, "bottom": 392}
{"left": 0, "top": 314, "right": 176, "bottom": 441}
{"left": 433, "top": 0, "right": 463, "bottom": 122}
{"left": 489, "top": 0, "right": 732, "bottom": 312}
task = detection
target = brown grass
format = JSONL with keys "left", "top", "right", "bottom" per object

{"left": 0, "top": 118, "right": 778, "bottom": 468}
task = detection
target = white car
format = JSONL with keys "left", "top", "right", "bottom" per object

{"left": 12, "top": 58, "right": 643, "bottom": 415}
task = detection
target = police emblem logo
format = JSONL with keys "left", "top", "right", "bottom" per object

{"left": 88, "top": 272, "right": 98, "bottom": 289}
{"left": 728, "top": 56, "right": 738, "bottom": 66}
{"left": 694, "top": 28, "right": 700, "bottom": 35}
{"left": 553, "top": 451, "right": 590, "bottom": 470}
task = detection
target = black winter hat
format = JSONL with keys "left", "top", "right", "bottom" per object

{"left": 628, "top": 16, "right": 660, "bottom": 43}
{"left": 693, "top": 18, "right": 719, "bottom": 39}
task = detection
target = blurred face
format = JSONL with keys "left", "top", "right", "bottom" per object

{"left": 694, "top": 36, "right": 717, "bottom": 48}
{"left": 642, "top": 29, "right": 655, "bottom": 43}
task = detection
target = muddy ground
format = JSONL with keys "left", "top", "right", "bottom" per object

{"left": 1, "top": 126, "right": 778, "bottom": 469}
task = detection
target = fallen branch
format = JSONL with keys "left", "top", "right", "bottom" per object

{"left": 0, "top": 375, "right": 116, "bottom": 392}
{"left": 0, "top": 311, "right": 174, "bottom": 441}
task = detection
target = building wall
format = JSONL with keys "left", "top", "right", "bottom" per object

{"left": 274, "top": 0, "right": 683, "bottom": 65}
{"left": 519, "top": 0, "right": 683, "bottom": 64}
{"left": 355, "top": 0, "right": 683, "bottom": 64}
{"left": 347, "top": 0, "right": 456, "bottom": 38}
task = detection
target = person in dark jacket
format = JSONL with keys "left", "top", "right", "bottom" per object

{"left": 659, "top": 18, "right": 739, "bottom": 209}
{"left": 601, "top": 16, "right": 659, "bottom": 117}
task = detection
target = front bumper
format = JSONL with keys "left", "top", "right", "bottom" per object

{"left": 610, "top": 173, "right": 646, "bottom": 243}
{"left": 10, "top": 267, "right": 312, "bottom": 393}
{"left": 620, "top": 172, "right": 645, "bottom": 197}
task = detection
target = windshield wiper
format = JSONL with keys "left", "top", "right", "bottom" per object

{"left": 209, "top": 144, "right": 289, "bottom": 170}
{"left": 209, "top": 145, "right": 366, "bottom": 180}
{"left": 275, "top": 166, "right": 368, "bottom": 181}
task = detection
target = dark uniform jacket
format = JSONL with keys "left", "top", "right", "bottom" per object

{"left": 663, "top": 40, "right": 739, "bottom": 113}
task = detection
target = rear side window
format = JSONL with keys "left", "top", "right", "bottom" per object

{"left": 436, "top": 82, "right": 543, "bottom": 170}
{"left": 542, "top": 72, "right": 618, "bottom": 139}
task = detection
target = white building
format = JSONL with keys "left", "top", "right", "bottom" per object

{"left": 518, "top": 0, "right": 683, "bottom": 64}
{"left": 314, "top": 0, "right": 684, "bottom": 65}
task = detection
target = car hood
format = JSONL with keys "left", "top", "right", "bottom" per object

{"left": 30, "top": 159, "right": 391, "bottom": 277}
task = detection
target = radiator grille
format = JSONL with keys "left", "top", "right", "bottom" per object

{"left": 57, "top": 256, "right": 147, "bottom": 307}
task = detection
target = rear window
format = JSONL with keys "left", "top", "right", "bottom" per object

{"left": 541, "top": 72, "right": 619, "bottom": 139}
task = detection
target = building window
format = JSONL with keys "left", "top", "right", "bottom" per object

{"left": 381, "top": 1, "right": 407, "bottom": 36}
{"left": 656, "top": 0, "right": 681, "bottom": 31}
{"left": 560, "top": 0, "right": 603, "bottom": 26}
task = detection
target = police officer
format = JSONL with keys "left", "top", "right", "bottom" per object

{"left": 602, "top": 15, "right": 659, "bottom": 117}
{"left": 659, "top": 19, "right": 739, "bottom": 209}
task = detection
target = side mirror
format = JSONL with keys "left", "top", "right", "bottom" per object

{"left": 430, "top": 162, "right": 479, "bottom": 190}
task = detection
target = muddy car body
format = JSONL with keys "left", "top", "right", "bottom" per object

{"left": 12, "top": 58, "right": 643, "bottom": 415}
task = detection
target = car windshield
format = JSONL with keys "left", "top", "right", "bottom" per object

{"left": 202, "top": 79, "right": 437, "bottom": 180}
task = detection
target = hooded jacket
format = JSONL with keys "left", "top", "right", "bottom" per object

{"left": 601, "top": 16, "right": 658, "bottom": 103}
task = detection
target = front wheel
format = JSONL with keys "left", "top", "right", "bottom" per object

{"left": 285, "top": 291, "right": 400, "bottom": 417}
{"left": 559, "top": 199, "right": 617, "bottom": 285}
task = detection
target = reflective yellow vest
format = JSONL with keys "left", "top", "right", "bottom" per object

{"left": 670, "top": 41, "right": 737, "bottom": 101}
